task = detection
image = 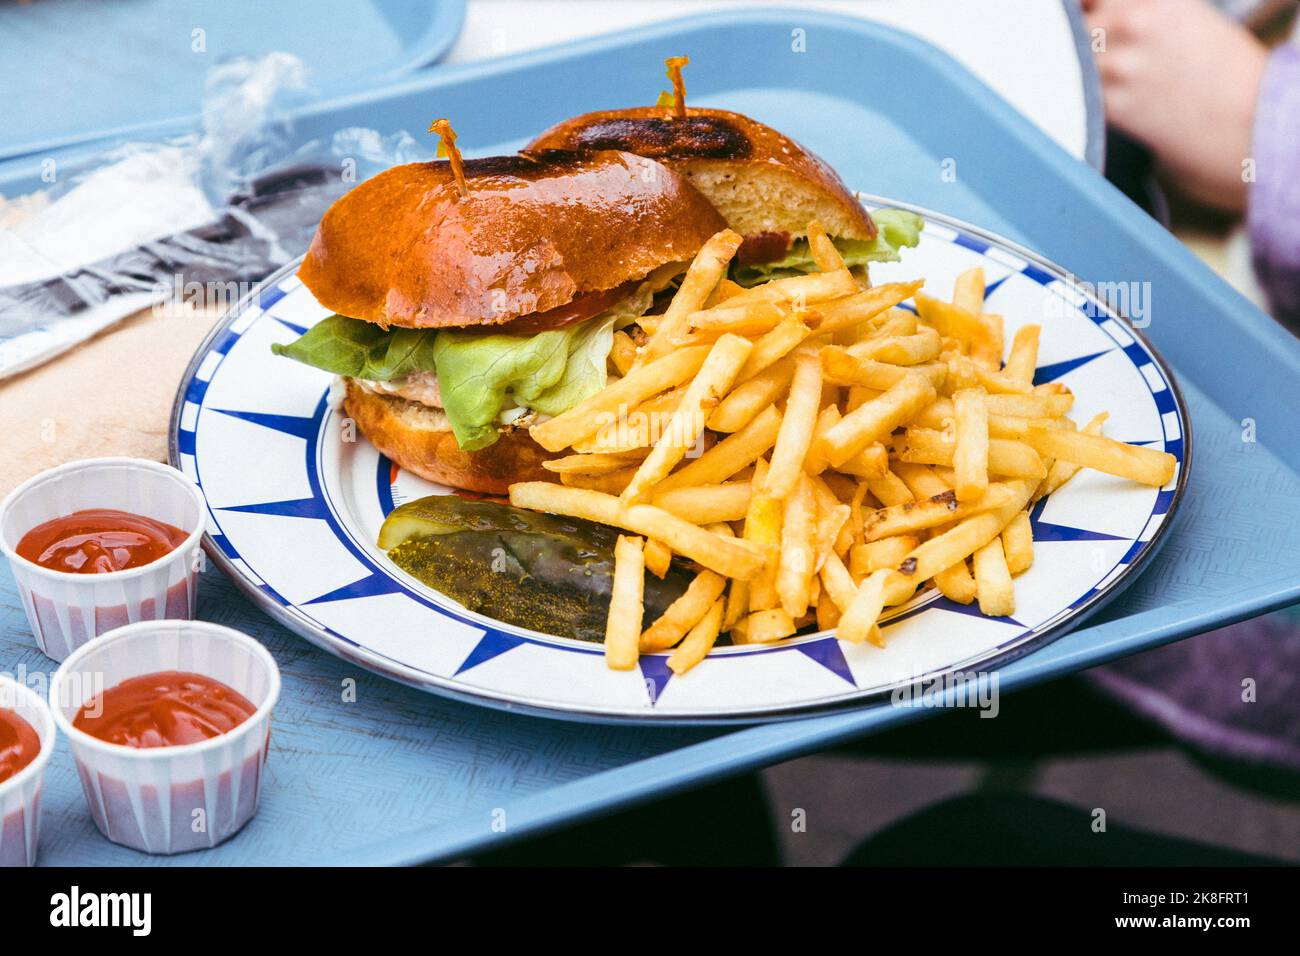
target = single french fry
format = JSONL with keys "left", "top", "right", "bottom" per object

{"left": 530, "top": 346, "right": 709, "bottom": 451}
{"left": 606, "top": 536, "right": 645, "bottom": 670}
{"left": 838, "top": 569, "right": 891, "bottom": 643}
{"left": 1005, "top": 325, "right": 1041, "bottom": 383}
{"left": 973, "top": 536, "right": 1015, "bottom": 617}
{"left": 742, "top": 608, "right": 797, "bottom": 643}
{"left": 809, "top": 476, "right": 851, "bottom": 569}
{"left": 716, "top": 278, "right": 745, "bottom": 302}
{"left": 986, "top": 414, "right": 1069, "bottom": 441}
{"left": 850, "top": 535, "right": 920, "bottom": 580}
{"left": 559, "top": 467, "right": 638, "bottom": 494}
{"left": 740, "top": 458, "right": 782, "bottom": 611}
{"left": 801, "top": 404, "right": 842, "bottom": 475}
{"left": 951, "top": 266, "right": 985, "bottom": 313}
{"left": 845, "top": 385, "right": 880, "bottom": 413}
{"left": 508, "top": 483, "right": 765, "bottom": 578}
{"left": 847, "top": 325, "right": 942, "bottom": 366}
{"left": 657, "top": 404, "right": 781, "bottom": 492}
{"left": 819, "top": 373, "right": 936, "bottom": 468}
{"left": 985, "top": 392, "right": 1074, "bottom": 419}
{"left": 952, "top": 388, "right": 989, "bottom": 502}
{"left": 723, "top": 577, "right": 750, "bottom": 631}
{"left": 933, "top": 559, "right": 978, "bottom": 604}
{"left": 543, "top": 450, "right": 648, "bottom": 476}
{"left": 725, "top": 269, "right": 858, "bottom": 308}
{"left": 890, "top": 460, "right": 950, "bottom": 499}
{"left": 640, "top": 569, "right": 728, "bottom": 651}
{"left": 1023, "top": 425, "right": 1175, "bottom": 487}
{"left": 667, "top": 597, "right": 725, "bottom": 675}
{"left": 807, "top": 219, "right": 847, "bottom": 272}
{"left": 776, "top": 475, "right": 817, "bottom": 618}
{"left": 819, "top": 550, "right": 859, "bottom": 611}
{"left": 610, "top": 330, "right": 637, "bottom": 376}
{"left": 644, "top": 538, "right": 672, "bottom": 578}
{"left": 838, "top": 442, "right": 889, "bottom": 479}
{"left": 821, "top": 348, "right": 947, "bottom": 391}
{"left": 869, "top": 310, "right": 919, "bottom": 338}
{"left": 651, "top": 482, "right": 752, "bottom": 524}
{"left": 765, "top": 349, "right": 823, "bottom": 498}
{"left": 973, "top": 362, "right": 1032, "bottom": 395}
{"left": 641, "top": 229, "right": 743, "bottom": 364}
{"left": 977, "top": 313, "right": 1005, "bottom": 370}
{"left": 815, "top": 281, "right": 925, "bottom": 336}
{"left": 622, "top": 334, "right": 753, "bottom": 503}
{"left": 866, "top": 469, "right": 915, "bottom": 507}
{"left": 862, "top": 483, "right": 1017, "bottom": 542}
{"left": 1001, "top": 510, "right": 1034, "bottom": 574}
{"left": 687, "top": 300, "right": 786, "bottom": 337}
{"left": 708, "top": 354, "right": 796, "bottom": 432}
{"left": 816, "top": 589, "right": 841, "bottom": 631}
{"left": 848, "top": 478, "right": 870, "bottom": 540}
{"left": 1035, "top": 412, "right": 1110, "bottom": 499}
{"left": 736, "top": 314, "right": 811, "bottom": 382}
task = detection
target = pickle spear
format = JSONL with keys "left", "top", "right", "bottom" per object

{"left": 379, "top": 496, "right": 692, "bottom": 643}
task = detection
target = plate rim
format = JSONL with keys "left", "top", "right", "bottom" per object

{"left": 169, "top": 193, "right": 1193, "bottom": 725}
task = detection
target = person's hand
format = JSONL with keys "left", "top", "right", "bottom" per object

{"left": 1083, "top": 0, "right": 1269, "bottom": 212}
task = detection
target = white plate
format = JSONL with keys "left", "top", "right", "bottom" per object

{"left": 169, "top": 199, "right": 1189, "bottom": 724}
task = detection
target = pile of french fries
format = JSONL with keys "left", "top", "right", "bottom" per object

{"left": 508, "top": 222, "right": 1177, "bottom": 676}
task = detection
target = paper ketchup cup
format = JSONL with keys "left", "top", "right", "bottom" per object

{"left": 0, "top": 457, "right": 206, "bottom": 662}
{"left": 0, "top": 675, "right": 56, "bottom": 867}
{"left": 49, "top": 620, "right": 280, "bottom": 855}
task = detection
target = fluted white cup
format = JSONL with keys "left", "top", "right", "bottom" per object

{"left": 49, "top": 620, "right": 280, "bottom": 855}
{"left": 0, "top": 458, "right": 206, "bottom": 662}
{"left": 0, "top": 675, "right": 56, "bottom": 866}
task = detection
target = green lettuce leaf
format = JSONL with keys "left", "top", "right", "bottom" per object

{"left": 732, "top": 208, "right": 924, "bottom": 286}
{"left": 270, "top": 314, "right": 439, "bottom": 381}
{"left": 431, "top": 314, "right": 616, "bottom": 450}
{"left": 272, "top": 307, "right": 632, "bottom": 452}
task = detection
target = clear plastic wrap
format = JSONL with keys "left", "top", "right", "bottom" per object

{"left": 0, "top": 53, "right": 423, "bottom": 379}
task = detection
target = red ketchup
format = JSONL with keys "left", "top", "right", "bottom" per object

{"left": 74, "top": 672, "right": 257, "bottom": 749}
{"left": 15, "top": 509, "right": 188, "bottom": 574}
{"left": 0, "top": 708, "right": 40, "bottom": 783}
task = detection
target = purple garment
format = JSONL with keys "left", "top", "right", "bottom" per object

{"left": 1090, "top": 607, "right": 1300, "bottom": 771}
{"left": 1248, "top": 43, "right": 1300, "bottom": 328}
{"left": 1089, "top": 43, "right": 1300, "bottom": 772}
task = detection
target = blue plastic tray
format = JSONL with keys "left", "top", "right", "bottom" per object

{"left": 0, "top": 0, "right": 466, "bottom": 161}
{"left": 3, "top": 9, "right": 1298, "bottom": 865}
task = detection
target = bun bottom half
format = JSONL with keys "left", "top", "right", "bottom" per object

{"left": 342, "top": 380, "right": 553, "bottom": 496}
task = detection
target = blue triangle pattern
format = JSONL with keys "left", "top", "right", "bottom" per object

{"left": 639, "top": 656, "right": 675, "bottom": 706}
{"left": 1028, "top": 497, "right": 1125, "bottom": 543}
{"left": 982, "top": 274, "right": 1010, "bottom": 299}
{"left": 212, "top": 408, "right": 318, "bottom": 440}
{"left": 928, "top": 595, "right": 1023, "bottom": 627}
{"left": 272, "top": 315, "right": 309, "bottom": 336}
{"left": 1033, "top": 350, "right": 1109, "bottom": 385}
{"left": 454, "top": 631, "right": 528, "bottom": 676}
{"left": 795, "top": 638, "right": 856, "bottom": 687}
{"left": 303, "top": 571, "right": 404, "bottom": 606}
{"left": 219, "top": 497, "right": 328, "bottom": 519}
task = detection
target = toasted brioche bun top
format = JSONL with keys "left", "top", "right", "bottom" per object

{"left": 298, "top": 149, "right": 726, "bottom": 330}
{"left": 527, "top": 107, "right": 877, "bottom": 248}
